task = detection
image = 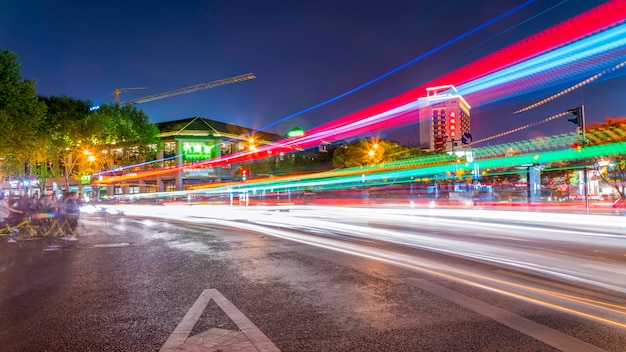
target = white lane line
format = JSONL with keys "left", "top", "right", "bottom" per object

{"left": 93, "top": 243, "right": 130, "bottom": 248}
{"left": 160, "top": 289, "right": 280, "bottom": 352}
{"left": 409, "top": 278, "right": 607, "bottom": 352}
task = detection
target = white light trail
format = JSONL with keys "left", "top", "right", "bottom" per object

{"left": 109, "top": 203, "right": 626, "bottom": 328}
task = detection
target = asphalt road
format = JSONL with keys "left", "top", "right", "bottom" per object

{"left": 1, "top": 211, "right": 625, "bottom": 351}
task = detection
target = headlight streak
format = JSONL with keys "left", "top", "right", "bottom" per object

{"left": 296, "top": 206, "right": 626, "bottom": 244}
{"left": 119, "top": 205, "right": 626, "bottom": 329}
{"left": 116, "top": 204, "right": 626, "bottom": 240}
{"left": 247, "top": 210, "right": 626, "bottom": 292}
{"left": 249, "top": 228, "right": 626, "bottom": 329}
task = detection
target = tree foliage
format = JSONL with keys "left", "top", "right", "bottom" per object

{"left": 37, "top": 100, "right": 164, "bottom": 188}
{"left": 0, "top": 48, "right": 47, "bottom": 182}
{"left": 243, "top": 146, "right": 335, "bottom": 178}
{"left": 85, "top": 103, "right": 162, "bottom": 171}
{"left": 0, "top": 47, "right": 162, "bottom": 193}
{"left": 38, "top": 95, "right": 92, "bottom": 187}
{"left": 586, "top": 117, "right": 626, "bottom": 196}
{"left": 538, "top": 117, "right": 626, "bottom": 197}
{"left": 332, "top": 139, "right": 426, "bottom": 168}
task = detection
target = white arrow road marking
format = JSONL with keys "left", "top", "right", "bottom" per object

{"left": 160, "top": 289, "right": 280, "bottom": 352}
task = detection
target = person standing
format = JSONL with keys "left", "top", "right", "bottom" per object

{"left": 59, "top": 192, "right": 80, "bottom": 231}
{"left": 41, "top": 194, "right": 58, "bottom": 213}
{"left": 0, "top": 193, "right": 23, "bottom": 225}
{"left": 28, "top": 193, "right": 45, "bottom": 214}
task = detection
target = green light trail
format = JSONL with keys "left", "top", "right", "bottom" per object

{"left": 194, "top": 141, "right": 626, "bottom": 196}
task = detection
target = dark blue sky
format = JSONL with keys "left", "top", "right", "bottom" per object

{"left": 2, "top": 0, "right": 623, "bottom": 145}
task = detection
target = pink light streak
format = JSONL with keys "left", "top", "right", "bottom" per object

{"left": 99, "top": 0, "right": 626, "bottom": 185}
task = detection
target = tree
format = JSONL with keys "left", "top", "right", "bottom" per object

{"left": 0, "top": 48, "right": 47, "bottom": 191}
{"left": 584, "top": 117, "right": 626, "bottom": 197}
{"left": 39, "top": 95, "right": 93, "bottom": 190}
{"left": 332, "top": 139, "right": 414, "bottom": 168}
{"left": 537, "top": 117, "right": 626, "bottom": 199}
{"left": 603, "top": 160, "right": 625, "bottom": 197}
{"left": 85, "top": 103, "right": 162, "bottom": 173}
{"left": 37, "top": 99, "right": 163, "bottom": 190}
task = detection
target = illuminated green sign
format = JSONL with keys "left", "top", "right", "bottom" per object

{"left": 182, "top": 140, "right": 218, "bottom": 161}
{"left": 80, "top": 175, "right": 92, "bottom": 184}
{"left": 287, "top": 126, "right": 305, "bottom": 138}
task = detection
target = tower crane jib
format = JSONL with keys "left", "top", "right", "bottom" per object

{"left": 114, "top": 72, "right": 256, "bottom": 104}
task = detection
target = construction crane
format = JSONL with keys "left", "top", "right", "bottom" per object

{"left": 114, "top": 72, "right": 256, "bottom": 104}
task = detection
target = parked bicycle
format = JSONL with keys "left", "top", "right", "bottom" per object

{"left": 0, "top": 211, "right": 78, "bottom": 244}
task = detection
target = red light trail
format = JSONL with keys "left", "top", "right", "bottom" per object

{"left": 98, "top": 0, "right": 626, "bottom": 185}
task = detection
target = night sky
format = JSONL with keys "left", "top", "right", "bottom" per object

{"left": 2, "top": 0, "right": 624, "bottom": 146}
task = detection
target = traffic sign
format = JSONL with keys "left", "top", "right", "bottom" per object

{"left": 434, "top": 137, "right": 445, "bottom": 149}
{"left": 461, "top": 133, "right": 472, "bottom": 144}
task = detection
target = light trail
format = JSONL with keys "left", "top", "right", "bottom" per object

{"left": 456, "top": 23, "right": 626, "bottom": 105}
{"left": 513, "top": 60, "right": 626, "bottom": 114}
{"left": 209, "top": 141, "right": 626, "bottom": 194}
{"left": 97, "top": 100, "right": 426, "bottom": 184}
{"left": 105, "top": 204, "right": 626, "bottom": 328}
{"left": 471, "top": 112, "right": 569, "bottom": 145}
{"left": 448, "top": 0, "right": 568, "bottom": 62}
{"left": 97, "top": 1, "right": 626, "bottom": 185}
{"left": 255, "top": 0, "right": 537, "bottom": 132}
{"left": 302, "top": 0, "right": 626, "bottom": 139}
{"left": 102, "top": 137, "right": 626, "bottom": 199}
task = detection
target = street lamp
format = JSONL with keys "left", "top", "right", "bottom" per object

{"left": 368, "top": 141, "right": 379, "bottom": 157}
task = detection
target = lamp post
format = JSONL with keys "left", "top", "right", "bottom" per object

{"left": 367, "top": 142, "right": 379, "bottom": 161}
{"left": 82, "top": 149, "right": 104, "bottom": 201}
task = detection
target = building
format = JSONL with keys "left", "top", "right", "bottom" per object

{"left": 418, "top": 85, "right": 471, "bottom": 152}
{"left": 100, "top": 116, "right": 284, "bottom": 197}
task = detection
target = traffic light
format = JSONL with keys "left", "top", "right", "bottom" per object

{"left": 567, "top": 106, "right": 582, "bottom": 127}
{"left": 242, "top": 169, "right": 248, "bottom": 181}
